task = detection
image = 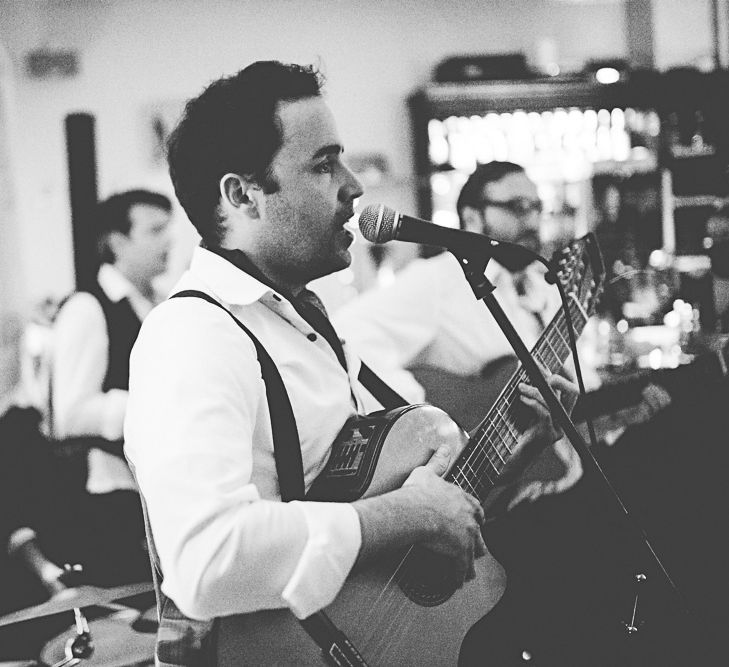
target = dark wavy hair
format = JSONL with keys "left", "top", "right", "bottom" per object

{"left": 166, "top": 61, "right": 324, "bottom": 246}
{"left": 455, "top": 161, "right": 525, "bottom": 229}
{"left": 97, "top": 189, "right": 172, "bottom": 263}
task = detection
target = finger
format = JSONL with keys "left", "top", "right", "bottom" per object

{"left": 464, "top": 544, "right": 476, "bottom": 582}
{"left": 423, "top": 444, "right": 452, "bottom": 477}
{"left": 463, "top": 492, "right": 485, "bottom": 525}
{"left": 518, "top": 381, "right": 547, "bottom": 404}
{"left": 474, "top": 502, "right": 485, "bottom": 528}
{"left": 519, "top": 391, "right": 550, "bottom": 418}
{"left": 474, "top": 533, "right": 487, "bottom": 558}
{"left": 548, "top": 375, "right": 579, "bottom": 412}
{"left": 465, "top": 558, "right": 476, "bottom": 582}
{"left": 453, "top": 558, "right": 468, "bottom": 588}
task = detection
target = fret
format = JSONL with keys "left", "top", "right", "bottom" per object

{"left": 458, "top": 472, "right": 478, "bottom": 498}
{"left": 492, "top": 404, "right": 519, "bottom": 443}
{"left": 466, "top": 468, "right": 490, "bottom": 501}
{"left": 553, "top": 324, "right": 570, "bottom": 354}
{"left": 479, "top": 433, "right": 508, "bottom": 487}
{"left": 478, "top": 430, "right": 504, "bottom": 471}
{"left": 451, "top": 447, "right": 497, "bottom": 498}
{"left": 462, "top": 449, "right": 498, "bottom": 489}
{"left": 541, "top": 338, "right": 561, "bottom": 369}
{"left": 487, "top": 430, "right": 508, "bottom": 464}
{"left": 481, "top": 450, "right": 501, "bottom": 481}
{"left": 568, "top": 294, "right": 589, "bottom": 326}
{"left": 461, "top": 456, "right": 479, "bottom": 482}
{"left": 539, "top": 345, "right": 557, "bottom": 371}
{"left": 469, "top": 447, "right": 497, "bottom": 484}
{"left": 532, "top": 348, "right": 550, "bottom": 370}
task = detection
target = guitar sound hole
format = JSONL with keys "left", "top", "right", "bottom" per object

{"left": 396, "top": 547, "right": 459, "bottom": 607}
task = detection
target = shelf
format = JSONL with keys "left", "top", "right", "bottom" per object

{"left": 672, "top": 254, "right": 711, "bottom": 273}
{"left": 669, "top": 145, "right": 717, "bottom": 159}
{"left": 673, "top": 194, "right": 726, "bottom": 209}
{"left": 593, "top": 155, "right": 657, "bottom": 176}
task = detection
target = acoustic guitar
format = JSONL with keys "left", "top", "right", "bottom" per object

{"left": 216, "top": 234, "right": 604, "bottom": 666}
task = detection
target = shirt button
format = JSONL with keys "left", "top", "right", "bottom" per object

{"left": 307, "top": 333, "right": 317, "bottom": 341}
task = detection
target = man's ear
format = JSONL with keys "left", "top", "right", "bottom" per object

{"left": 460, "top": 206, "right": 484, "bottom": 234}
{"left": 106, "top": 230, "right": 128, "bottom": 260}
{"left": 219, "top": 173, "right": 260, "bottom": 218}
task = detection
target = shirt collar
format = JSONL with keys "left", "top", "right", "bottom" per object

{"left": 186, "top": 246, "right": 276, "bottom": 306}
{"left": 97, "top": 263, "right": 138, "bottom": 303}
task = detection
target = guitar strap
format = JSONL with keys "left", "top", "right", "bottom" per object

{"left": 293, "top": 287, "right": 408, "bottom": 409}
{"left": 142, "top": 289, "right": 398, "bottom": 665}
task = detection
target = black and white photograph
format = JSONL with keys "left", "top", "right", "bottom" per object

{"left": 1, "top": 1, "right": 728, "bottom": 664}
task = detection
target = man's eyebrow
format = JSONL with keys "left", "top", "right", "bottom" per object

{"left": 312, "top": 144, "right": 343, "bottom": 160}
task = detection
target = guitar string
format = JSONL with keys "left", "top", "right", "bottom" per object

{"left": 454, "top": 298, "right": 583, "bottom": 502}
{"left": 466, "top": 301, "right": 578, "bottom": 494}
{"left": 356, "top": 296, "right": 587, "bottom": 659}
{"left": 359, "top": 544, "right": 422, "bottom": 656}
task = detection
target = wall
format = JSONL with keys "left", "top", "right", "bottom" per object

{"left": 652, "top": 0, "right": 715, "bottom": 70}
{"left": 1, "top": 0, "right": 629, "bottom": 308}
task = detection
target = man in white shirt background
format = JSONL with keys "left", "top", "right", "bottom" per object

{"left": 51, "top": 188, "right": 172, "bottom": 585}
{"left": 334, "top": 162, "right": 582, "bottom": 511}
{"left": 123, "top": 61, "right": 575, "bottom": 664}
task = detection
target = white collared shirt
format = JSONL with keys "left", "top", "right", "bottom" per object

{"left": 333, "top": 252, "right": 559, "bottom": 376}
{"left": 124, "top": 246, "right": 363, "bottom": 621}
{"left": 51, "top": 263, "right": 154, "bottom": 494}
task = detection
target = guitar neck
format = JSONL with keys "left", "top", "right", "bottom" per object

{"left": 445, "top": 294, "right": 588, "bottom": 503}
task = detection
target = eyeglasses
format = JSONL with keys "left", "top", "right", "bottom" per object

{"left": 480, "top": 197, "right": 543, "bottom": 216}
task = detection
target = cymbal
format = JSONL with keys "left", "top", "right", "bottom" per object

{"left": 0, "top": 581, "right": 154, "bottom": 628}
{"left": 40, "top": 609, "right": 155, "bottom": 667}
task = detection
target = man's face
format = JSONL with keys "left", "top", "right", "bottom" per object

{"left": 480, "top": 171, "right": 542, "bottom": 254}
{"left": 256, "top": 96, "right": 363, "bottom": 289}
{"left": 115, "top": 203, "right": 171, "bottom": 282}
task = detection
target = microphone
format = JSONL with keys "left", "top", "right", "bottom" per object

{"left": 8, "top": 527, "right": 67, "bottom": 596}
{"left": 358, "top": 203, "right": 538, "bottom": 269}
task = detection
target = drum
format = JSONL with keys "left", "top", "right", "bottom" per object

{"left": 39, "top": 609, "right": 155, "bottom": 667}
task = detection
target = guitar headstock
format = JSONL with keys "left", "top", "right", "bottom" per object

{"left": 551, "top": 232, "right": 605, "bottom": 318}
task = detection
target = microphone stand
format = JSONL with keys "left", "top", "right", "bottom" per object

{"left": 448, "top": 247, "right": 690, "bottom": 633}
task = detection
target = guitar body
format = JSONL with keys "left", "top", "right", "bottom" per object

{"left": 217, "top": 405, "right": 507, "bottom": 666}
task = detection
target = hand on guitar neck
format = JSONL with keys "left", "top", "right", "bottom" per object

{"left": 494, "top": 372, "right": 578, "bottom": 487}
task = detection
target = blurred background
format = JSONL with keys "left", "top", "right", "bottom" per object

{"left": 1, "top": 0, "right": 729, "bottom": 403}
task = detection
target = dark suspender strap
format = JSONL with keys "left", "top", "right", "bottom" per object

{"left": 164, "top": 289, "right": 367, "bottom": 665}
{"left": 357, "top": 362, "right": 408, "bottom": 409}
{"left": 170, "top": 290, "right": 305, "bottom": 501}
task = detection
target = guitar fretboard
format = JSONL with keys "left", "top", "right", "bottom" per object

{"left": 445, "top": 294, "right": 588, "bottom": 503}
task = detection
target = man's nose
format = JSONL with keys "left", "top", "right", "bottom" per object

{"left": 339, "top": 163, "right": 364, "bottom": 201}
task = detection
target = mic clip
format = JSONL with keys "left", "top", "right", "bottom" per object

{"left": 448, "top": 247, "right": 498, "bottom": 301}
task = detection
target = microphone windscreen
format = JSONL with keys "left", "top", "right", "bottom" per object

{"left": 358, "top": 204, "right": 397, "bottom": 244}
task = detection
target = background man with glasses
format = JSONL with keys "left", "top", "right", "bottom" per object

{"left": 334, "top": 161, "right": 580, "bottom": 510}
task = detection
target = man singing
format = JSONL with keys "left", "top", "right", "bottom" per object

{"left": 124, "top": 61, "right": 574, "bottom": 665}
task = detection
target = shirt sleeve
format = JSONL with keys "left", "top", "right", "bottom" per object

{"left": 124, "top": 299, "right": 361, "bottom": 620}
{"left": 51, "top": 293, "right": 128, "bottom": 440}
